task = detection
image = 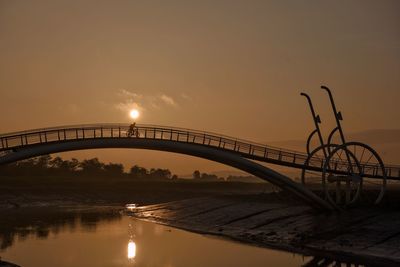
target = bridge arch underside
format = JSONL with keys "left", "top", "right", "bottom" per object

{"left": 0, "top": 138, "right": 333, "bottom": 210}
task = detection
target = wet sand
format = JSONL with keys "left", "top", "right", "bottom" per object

{"left": 129, "top": 195, "right": 400, "bottom": 267}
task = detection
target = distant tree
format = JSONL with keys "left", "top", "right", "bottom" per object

{"left": 149, "top": 168, "right": 171, "bottom": 179}
{"left": 162, "top": 169, "right": 172, "bottom": 179}
{"left": 200, "top": 173, "right": 218, "bottom": 181}
{"left": 104, "top": 163, "right": 124, "bottom": 176}
{"left": 49, "top": 156, "right": 64, "bottom": 169}
{"left": 54, "top": 158, "right": 80, "bottom": 173}
{"left": 66, "top": 158, "right": 80, "bottom": 172}
{"left": 35, "top": 155, "right": 52, "bottom": 170}
{"left": 193, "top": 170, "right": 201, "bottom": 179}
{"left": 14, "top": 155, "right": 52, "bottom": 175}
{"left": 0, "top": 155, "right": 187, "bottom": 182}
{"left": 129, "top": 165, "right": 148, "bottom": 179}
{"left": 79, "top": 158, "right": 105, "bottom": 174}
{"left": 15, "top": 157, "right": 46, "bottom": 175}
{"left": 14, "top": 158, "right": 36, "bottom": 175}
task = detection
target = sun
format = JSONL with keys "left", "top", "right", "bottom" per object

{"left": 129, "top": 109, "right": 140, "bottom": 120}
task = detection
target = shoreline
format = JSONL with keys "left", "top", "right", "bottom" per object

{"left": 134, "top": 216, "right": 400, "bottom": 267}
{"left": 128, "top": 195, "right": 400, "bottom": 267}
{"left": 1, "top": 198, "right": 399, "bottom": 267}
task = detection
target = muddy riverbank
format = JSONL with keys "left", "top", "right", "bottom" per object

{"left": 129, "top": 195, "right": 400, "bottom": 267}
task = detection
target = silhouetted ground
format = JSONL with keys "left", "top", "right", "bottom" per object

{"left": 0, "top": 175, "right": 272, "bottom": 208}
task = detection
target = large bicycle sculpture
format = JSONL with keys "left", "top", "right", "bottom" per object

{"left": 300, "top": 86, "right": 386, "bottom": 208}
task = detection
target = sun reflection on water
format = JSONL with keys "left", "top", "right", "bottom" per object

{"left": 128, "top": 241, "right": 136, "bottom": 259}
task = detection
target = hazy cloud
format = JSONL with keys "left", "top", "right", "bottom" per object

{"left": 160, "top": 94, "right": 177, "bottom": 107}
{"left": 118, "top": 89, "right": 142, "bottom": 100}
{"left": 113, "top": 90, "right": 183, "bottom": 115}
{"left": 115, "top": 100, "right": 142, "bottom": 112}
{"left": 115, "top": 89, "right": 144, "bottom": 114}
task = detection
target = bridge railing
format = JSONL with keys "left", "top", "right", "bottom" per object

{"left": 1, "top": 124, "right": 399, "bottom": 179}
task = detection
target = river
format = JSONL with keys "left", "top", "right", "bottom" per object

{"left": 0, "top": 206, "right": 311, "bottom": 267}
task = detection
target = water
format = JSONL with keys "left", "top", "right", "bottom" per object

{"left": 0, "top": 206, "right": 311, "bottom": 267}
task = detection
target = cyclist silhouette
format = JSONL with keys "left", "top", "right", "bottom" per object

{"left": 127, "top": 122, "right": 140, "bottom": 137}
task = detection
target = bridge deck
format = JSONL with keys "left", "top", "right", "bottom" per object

{"left": 0, "top": 124, "right": 399, "bottom": 180}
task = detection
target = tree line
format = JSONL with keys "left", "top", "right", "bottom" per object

{"left": 0, "top": 155, "right": 176, "bottom": 180}
{"left": 0, "top": 155, "right": 259, "bottom": 182}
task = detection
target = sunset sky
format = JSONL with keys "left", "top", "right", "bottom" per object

{"left": 1, "top": 1, "right": 399, "bottom": 174}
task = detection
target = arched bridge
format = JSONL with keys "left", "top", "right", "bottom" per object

{"left": 1, "top": 124, "right": 399, "bottom": 210}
